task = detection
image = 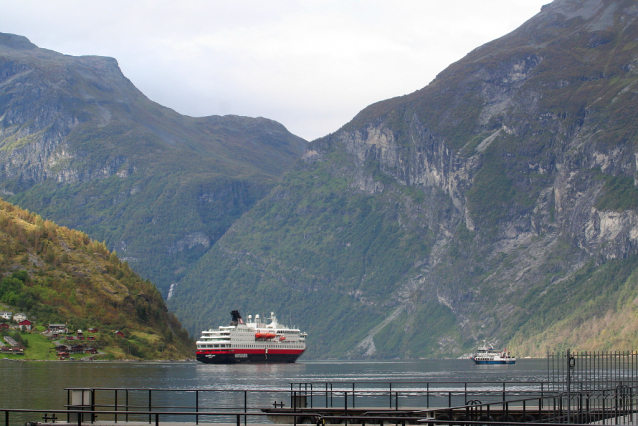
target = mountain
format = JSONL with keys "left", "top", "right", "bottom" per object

{"left": 0, "top": 197, "right": 193, "bottom": 359}
{"left": 0, "top": 33, "right": 307, "bottom": 296}
{"left": 169, "top": 0, "right": 638, "bottom": 359}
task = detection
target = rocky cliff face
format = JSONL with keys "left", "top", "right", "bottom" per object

{"left": 170, "top": 0, "right": 638, "bottom": 358}
{"left": 0, "top": 33, "right": 307, "bottom": 295}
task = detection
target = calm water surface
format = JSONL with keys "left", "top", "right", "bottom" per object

{"left": 3, "top": 358, "right": 549, "bottom": 413}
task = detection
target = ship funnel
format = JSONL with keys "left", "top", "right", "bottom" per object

{"left": 230, "top": 310, "right": 242, "bottom": 326}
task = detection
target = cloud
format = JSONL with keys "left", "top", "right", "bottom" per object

{"left": 0, "top": 0, "right": 549, "bottom": 140}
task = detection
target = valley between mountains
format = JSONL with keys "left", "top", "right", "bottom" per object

{"left": 3, "top": 0, "right": 638, "bottom": 360}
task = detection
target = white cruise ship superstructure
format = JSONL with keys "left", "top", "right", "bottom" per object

{"left": 196, "top": 310, "right": 307, "bottom": 364}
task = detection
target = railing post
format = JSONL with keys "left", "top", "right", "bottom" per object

{"left": 244, "top": 390, "right": 248, "bottom": 426}
{"left": 427, "top": 383, "right": 429, "bottom": 409}
{"left": 114, "top": 389, "right": 118, "bottom": 423}
{"left": 196, "top": 390, "right": 199, "bottom": 425}
{"left": 91, "top": 390, "right": 95, "bottom": 423}
{"left": 126, "top": 390, "right": 129, "bottom": 422}
{"left": 395, "top": 392, "right": 399, "bottom": 411}
{"left": 4, "top": 409, "right": 8, "bottom": 426}
{"left": 148, "top": 390, "right": 152, "bottom": 424}
{"left": 567, "top": 349, "right": 572, "bottom": 423}
{"left": 345, "top": 391, "right": 348, "bottom": 426}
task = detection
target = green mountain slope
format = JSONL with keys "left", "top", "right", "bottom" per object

{"left": 0, "top": 33, "right": 307, "bottom": 296}
{"left": 0, "top": 197, "right": 193, "bottom": 360}
{"left": 170, "top": 0, "right": 638, "bottom": 359}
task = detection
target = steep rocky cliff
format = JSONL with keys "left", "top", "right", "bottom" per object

{"left": 0, "top": 33, "right": 307, "bottom": 295}
{"left": 170, "top": 0, "right": 638, "bottom": 358}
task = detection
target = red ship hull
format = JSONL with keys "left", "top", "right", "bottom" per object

{"left": 196, "top": 349, "right": 304, "bottom": 364}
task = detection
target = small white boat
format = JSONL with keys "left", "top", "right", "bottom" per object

{"left": 471, "top": 344, "right": 516, "bottom": 364}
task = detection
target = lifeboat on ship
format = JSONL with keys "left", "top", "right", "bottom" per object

{"left": 255, "top": 332, "right": 276, "bottom": 339}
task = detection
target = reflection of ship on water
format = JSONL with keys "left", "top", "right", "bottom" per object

{"left": 196, "top": 310, "right": 307, "bottom": 364}
{"left": 470, "top": 344, "right": 516, "bottom": 364}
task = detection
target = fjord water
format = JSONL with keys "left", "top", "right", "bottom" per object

{"left": 3, "top": 358, "right": 548, "bottom": 420}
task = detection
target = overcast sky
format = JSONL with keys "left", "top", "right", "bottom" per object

{"left": 0, "top": 1, "right": 550, "bottom": 141}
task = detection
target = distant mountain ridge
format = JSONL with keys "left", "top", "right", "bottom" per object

{"left": 0, "top": 33, "right": 307, "bottom": 295}
{"left": 169, "top": 0, "right": 638, "bottom": 359}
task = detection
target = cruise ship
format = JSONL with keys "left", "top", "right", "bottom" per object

{"left": 196, "top": 310, "right": 307, "bottom": 363}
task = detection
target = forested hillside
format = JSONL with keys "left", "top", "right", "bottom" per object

{"left": 0, "top": 198, "right": 193, "bottom": 360}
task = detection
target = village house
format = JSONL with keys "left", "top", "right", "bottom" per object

{"left": 48, "top": 324, "right": 68, "bottom": 334}
{"left": 114, "top": 330, "right": 124, "bottom": 338}
{"left": 13, "top": 313, "right": 27, "bottom": 323}
{"left": 0, "top": 323, "right": 9, "bottom": 330}
{"left": 0, "top": 311, "right": 12, "bottom": 320}
{"left": 18, "top": 319, "right": 32, "bottom": 331}
{"left": 70, "top": 344, "right": 85, "bottom": 354}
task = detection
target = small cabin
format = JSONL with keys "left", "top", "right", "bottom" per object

{"left": 114, "top": 330, "right": 124, "bottom": 338}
